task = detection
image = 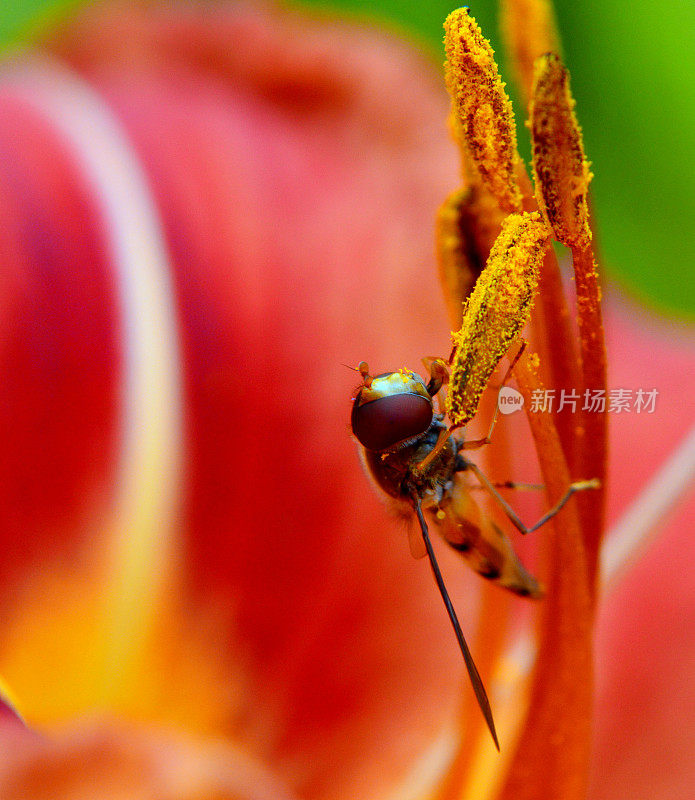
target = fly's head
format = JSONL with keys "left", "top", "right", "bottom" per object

{"left": 350, "top": 362, "right": 435, "bottom": 453}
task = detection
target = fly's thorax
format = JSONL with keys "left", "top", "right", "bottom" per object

{"left": 361, "top": 419, "right": 458, "bottom": 501}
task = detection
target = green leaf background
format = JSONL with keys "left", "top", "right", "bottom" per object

{"left": 0, "top": 0, "right": 83, "bottom": 49}
{"left": 3, "top": 0, "right": 694, "bottom": 320}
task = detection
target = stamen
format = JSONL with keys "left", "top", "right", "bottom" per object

{"left": 499, "top": 0, "right": 562, "bottom": 104}
{"left": 436, "top": 189, "right": 483, "bottom": 329}
{"left": 436, "top": 187, "right": 507, "bottom": 329}
{"left": 444, "top": 8, "right": 523, "bottom": 213}
{"left": 446, "top": 212, "right": 550, "bottom": 427}
{"left": 530, "top": 53, "right": 607, "bottom": 579}
{"left": 530, "top": 53, "right": 592, "bottom": 249}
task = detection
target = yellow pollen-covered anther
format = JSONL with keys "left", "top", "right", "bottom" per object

{"left": 444, "top": 7, "right": 523, "bottom": 213}
{"left": 530, "top": 52, "right": 593, "bottom": 248}
{"left": 446, "top": 212, "right": 550, "bottom": 426}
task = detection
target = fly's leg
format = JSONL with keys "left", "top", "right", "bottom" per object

{"left": 465, "top": 460, "right": 599, "bottom": 536}
{"left": 414, "top": 425, "right": 457, "bottom": 473}
{"left": 461, "top": 340, "right": 527, "bottom": 452}
{"left": 422, "top": 357, "right": 449, "bottom": 415}
{"left": 475, "top": 481, "right": 546, "bottom": 491}
{"left": 413, "top": 358, "right": 455, "bottom": 470}
{"left": 434, "top": 474, "right": 544, "bottom": 598}
{"left": 416, "top": 341, "right": 526, "bottom": 473}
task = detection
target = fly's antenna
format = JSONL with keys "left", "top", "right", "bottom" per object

{"left": 342, "top": 361, "right": 373, "bottom": 388}
{"left": 410, "top": 489, "right": 500, "bottom": 751}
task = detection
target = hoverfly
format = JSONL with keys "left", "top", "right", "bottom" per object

{"left": 349, "top": 213, "right": 598, "bottom": 748}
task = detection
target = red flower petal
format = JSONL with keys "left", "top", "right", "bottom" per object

{"left": 1, "top": 4, "right": 475, "bottom": 798}
{"left": 0, "top": 4, "right": 691, "bottom": 799}
{"left": 591, "top": 307, "right": 695, "bottom": 800}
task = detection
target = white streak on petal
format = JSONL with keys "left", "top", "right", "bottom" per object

{"left": 600, "top": 420, "right": 695, "bottom": 590}
{"left": 387, "top": 718, "right": 459, "bottom": 800}
{"left": 2, "top": 57, "right": 184, "bottom": 701}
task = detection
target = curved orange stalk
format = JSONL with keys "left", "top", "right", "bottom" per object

{"left": 526, "top": 240, "right": 584, "bottom": 471}
{"left": 571, "top": 240, "right": 608, "bottom": 585}
{"left": 530, "top": 53, "right": 608, "bottom": 586}
{"left": 499, "top": 0, "right": 562, "bottom": 105}
{"left": 495, "top": 354, "right": 593, "bottom": 800}
{"left": 492, "top": 40, "right": 606, "bottom": 800}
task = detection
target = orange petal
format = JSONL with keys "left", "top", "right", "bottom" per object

{"left": 0, "top": 720, "right": 299, "bottom": 800}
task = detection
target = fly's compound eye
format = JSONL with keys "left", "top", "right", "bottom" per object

{"left": 351, "top": 370, "right": 433, "bottom": 451}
